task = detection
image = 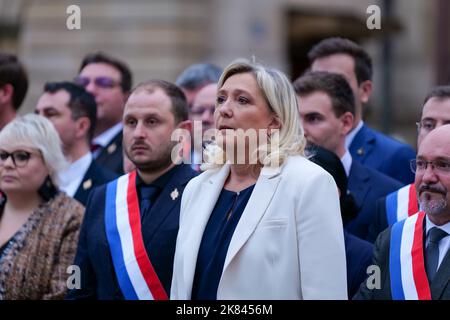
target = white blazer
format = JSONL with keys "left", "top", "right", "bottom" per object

{"left": 171, "top": 155, "right": 348, "bottom": 300}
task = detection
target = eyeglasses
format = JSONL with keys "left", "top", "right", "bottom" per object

{"left": 73, "top": 76, "right": 121, "bottom": 89}
{"left": 0, "top": 150, "right": 36, "bottom": 168}
{"left": 416, "top": 120, "right": 436, "bottom": 133}
{"left": 410, "top": 158, "right": 450, "bottom": 174}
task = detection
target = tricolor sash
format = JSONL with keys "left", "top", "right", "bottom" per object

{"left": 389, "top": 211, "right": 431, "bottom": 300}
{"left": 385, "top": 184, "right": 419, "bottom": 226}
{"left": 104, "top": 171, "right": 168, "bottom": 300}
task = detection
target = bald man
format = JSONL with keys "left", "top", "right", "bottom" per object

{"left": 355, "top": 125, "right": 450, "bottom": 300}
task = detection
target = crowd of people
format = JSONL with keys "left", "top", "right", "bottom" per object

{"left": 0, "top": 36, "right": 449, "bottom": 300}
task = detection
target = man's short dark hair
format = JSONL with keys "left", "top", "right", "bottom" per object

{"left": 132, "top": 79, "right": 188, "bottom": 124}
{"left": 293, "top": 71, "right": 355, "bottom": 117}
{"left": 423, "top": 85, "right": 450, "bottom": 106}
{"left": 308, "top": 37, "right": 373, "bottom": 85}
{"left": 175, "top": 63, "right": 222, "bottom": 91}
{"left": 79, "top": 52, "right": 132, "bottom": 92}
{"left": 43, "top": 81, "right": 97, "bottom": 141}
{"left": 0, "top": 52, "right": 28, "bottom": 110}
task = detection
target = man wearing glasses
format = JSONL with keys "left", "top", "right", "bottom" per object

{"left": 74, "top": 52, "right": 133, "bottom": 174}
{"left": 368, "top": 86, "right": 450, "bottom": 242}
{"left": 355, "top": 124, "right": 450, "bottom": 300}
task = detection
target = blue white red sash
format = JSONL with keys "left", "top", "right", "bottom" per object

{"left": 104, "top": 171, "right": 168, "bottom": 300}
{"left": 389, "top": 211, "right": 431, "bottom": 300}
{"left": 385, "top": 184, "right": 419, "bottom": 226}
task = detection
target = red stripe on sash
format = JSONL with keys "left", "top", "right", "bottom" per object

{"left": 126, "top": 171, "right": 168, "bottom": 300}
{"left": 411, "top": 212, "right": 431, "bottom": 300}
{"left": 408, "top": 184, "right": 419, "bottom": 216}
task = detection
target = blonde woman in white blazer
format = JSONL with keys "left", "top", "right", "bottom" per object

{"left": 171, "top": 60, "right": 348, "bottom": 300}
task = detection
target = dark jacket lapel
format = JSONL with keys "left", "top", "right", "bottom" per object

{"left": 350, "top": 124, "right": 376, "bottom": 163}
{"left": 430, "top": 247, "right": 450, "bottom": 299}
{"left": 141, "top": 165, "right": 197, "bottom": 243}
{"left": 348, "top": 160, "right": 371, "bottom": 211}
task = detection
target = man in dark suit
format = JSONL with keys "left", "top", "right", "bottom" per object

{"left": 294, "top": 71, "right": 402, "bottom": 241}
{"left": 35, "top": 81, "right": 117, "bottom": 206}
{"left": 368, "top": 85, "right": 450, "bottom": 242}
{"left": 308, "top": 37, "right": 416, "bottom": 185}
{"left": 74, "top": 52, "right": 133, "bottom": 175}
{"left": 67, "top": 79, "right": 197, "bottom": 300}
{"left": 355, "top": 125, "right": 450, "bottom": 299}
{"left": 309, "top": 145, "right": 374, "bottom": 298}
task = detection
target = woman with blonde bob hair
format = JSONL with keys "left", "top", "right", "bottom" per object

{"left": 0, "top": 114, "right": 84, "bottom": 299}
{"left": 171, "top": 59, "right": 348, "bottom": 299}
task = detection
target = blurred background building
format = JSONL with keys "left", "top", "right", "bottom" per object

{"left": 1, "top": 0, "right": 448, "bottom": 148}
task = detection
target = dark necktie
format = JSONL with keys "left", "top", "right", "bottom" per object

{"left": 425, "top": 227, "right": 448, "bottom": 282}
{"left": 139, "top": 186, "right": 159, "bottom": 220}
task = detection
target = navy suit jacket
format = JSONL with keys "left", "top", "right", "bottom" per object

{"left": 66, "top": 164, "right": 197, "bottom": 300}
{"left": 349, "top": 124, "right": 416, "bottom": 185}
{"left": 73, "top": 161, "right": 118, "bottom": 206}
{"left": 367, "top": 196, "right": 390, "bottom": 243}
{"left": 354, "top": 226, "right": 450, "bottom": 299}
{"left": 345, "top": 160, "right": 403, "bottom": 241}
{"left": 96, "top": 131, "right": 124, "bottom": 175}
{"left": 344, "top": 231, "right": 373, "bottom": 298}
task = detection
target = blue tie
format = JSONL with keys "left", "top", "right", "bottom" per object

{"left": 139, "top": 186, "right": 159, "bottom": 219}
{"left": 425, "top": 227, "right": 448, "bottom": 282}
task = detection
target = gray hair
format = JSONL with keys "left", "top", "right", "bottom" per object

{"left": 175, "top": 63, "right": 222, "bottom": 90}
{"left": 203, "top": 59, "right": 306, "bottom": 169}
{"left": 0, "top": 113, "right": 68, "bottom": 186}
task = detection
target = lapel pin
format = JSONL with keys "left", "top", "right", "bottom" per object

{"left": 357, "top": 148, "right": 364, "bottom": 156}
{"left": 83, "top": 179, "right": 92, "bottom": 190}
{"left": 107, "top": 143, "right": 117, "bottom": 154}
{"left": 170, "top": 188, "right": 179, "bottom": 201}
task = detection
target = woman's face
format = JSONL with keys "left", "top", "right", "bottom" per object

{"left": 215, "top": 72, "right": 279, "bottom": 163}
{"left": 0, "top": 145, "right": 49, "bottom": 195}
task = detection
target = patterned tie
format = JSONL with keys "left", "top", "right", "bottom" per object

{"left": 425, "top": 227, "right": 448, "bottom": 282}
{"left": 139, "top": 186, "right": 159, "bottom": 220}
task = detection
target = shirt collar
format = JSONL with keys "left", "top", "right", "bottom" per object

{"left": 58, "top": 152, "right": 92, "bottom": 186}
{"left": 93, "top": 122, "right": 123, "bottom": 148}
{"left": 425, "top": 215, "right": 450, "bottom": 237}
{"left": 345, "top": 120, "right": 364, "bottom": 150}
{"left": 340, "top": 150, "right": 353, "bottom": 177}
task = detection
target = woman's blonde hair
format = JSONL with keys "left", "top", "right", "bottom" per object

{"left": 202, "top": 59, "right": 306, "bottom": 170}
{"left": 0, "top": 113, "right": 68, "bottom": 186}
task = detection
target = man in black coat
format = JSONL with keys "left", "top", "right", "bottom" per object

{"left": 67, "top": 79, "right": 197, "bottom": 299}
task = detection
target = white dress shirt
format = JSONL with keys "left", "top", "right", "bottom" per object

{"left": 425, "top": 216, "right": 450, "bottom": 269}
{"left": 345, "top": 120, "right": 364, "bottom": 150}
{"left": 58, "top": 152, "right": 92, "bottom": 197}
{"left": 340, "top": 150, "right": 353, "bottom": 178}
{"left": 92, "top": 122, "right": 123, "bottom": 158}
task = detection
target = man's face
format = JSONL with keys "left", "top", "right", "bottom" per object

{"left": 191, "top": 83, "right": 217, "bottom": 133}
{"left": 123, "top": 89, "right": 178, "bottom": 172}
{"left": 417, "top": 97, "right": 450, "bottom": 147}
{"left": 311, "top": 53, "right": 368, "bottom": 119}
{"left": 415, "top": 127, "right": 450, "bottom": 221}
{"left": 35, "top": 90, "right": 77, "bottom": 154}
{"left": 77, "top": 62, "right": 127, "bottom": 128}
{"left": 298, "top": 91, "right": 347, "bottom": 156}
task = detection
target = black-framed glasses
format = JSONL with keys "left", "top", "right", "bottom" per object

{"left": 410, "top": 158, "right": 450, "bottom": 174}
{"left": 0, "top": 150, "right": 34, "bottom": 168}
{"left": 73, "top": 76, "right": 121, "bottom": 89}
